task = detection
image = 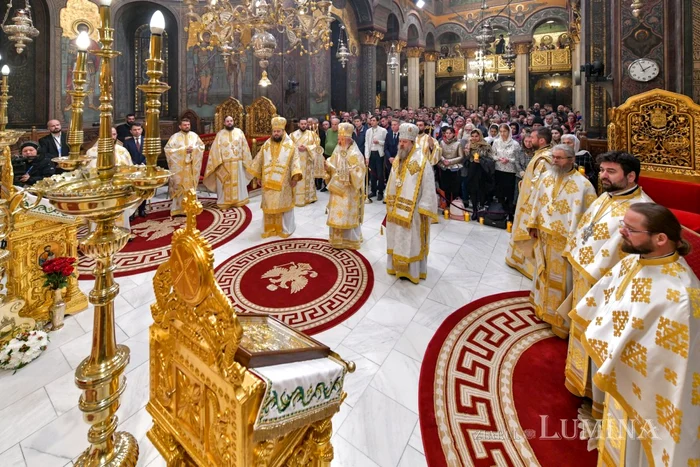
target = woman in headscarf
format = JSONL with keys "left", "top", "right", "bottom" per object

{"left": 514, "top": 128, "right": 535, "bottom": 202}
{"left": 465, "top": 129, "right": 495, "bottom": 217}
{"left": 510, "top": 121, "right": 522, "bottom": 143}
{"left": 562, "top": 133, "right": 597, "bottom": 191}
{"left": 484, "top": 124, "right": 500, "bottom": 145}
{"left": 491, "top": 123, "right": 521, "bottom": 220}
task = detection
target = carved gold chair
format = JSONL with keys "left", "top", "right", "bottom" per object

{"left": 244, "top": 97, "right": 277, "bottom": 190}
{"left": 148, "top": 191, "right": 353, "bottom": 466}
{"left": 607, "top": 89, "right": 700, "bottom": 232}
{"left": 214, "top": 97, "right": 245, "bottom": 133}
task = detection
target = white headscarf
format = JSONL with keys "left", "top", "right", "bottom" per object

{"left": 562, "top": 134, "right": 581, "bottom": 153}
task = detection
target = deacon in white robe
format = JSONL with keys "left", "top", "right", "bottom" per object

{"left": 385, "top": 123, "right": 438, "bottom": 283}
{"left": 247, "top": 117, "right": 302, "bottom": 238}
{"left": 571, "top": 204, "right": 699, "bottom": 466}
{"left": 324, "top": 123, "right": 366, "bottom": 249}
{"left": 164, "top": 118, "right": 205, "bottom": 216}
{"left": 562, "top": 152, "right": 653, "bottom": 419}
{"left": 202, "top": 116, "right": 253, "bottom": 209}
{"left": 290, "top": 118, "right": 324, "bottom": 206}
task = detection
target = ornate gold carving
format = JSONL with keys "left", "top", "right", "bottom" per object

{"left": 423, "top": 51, "right": 439, "bottom": 62}
{"left": 406, "top": 47, "right": 424, "bottom": 59}
{"left": 0, "top": 299, "right": 34, "bottom": 346}
{"left": 360, "top": 30, "right": 384, "bottom": 46}
{"left": 607, "top": 89, "right": 700, "bottom": 181}
{"left": 436, "top": 58, "right": 466, "bottom": 77}
{"left": 512, "top": 42, "right": 531, "bottom": 55}
{"left": 239, "top": 321, "right": 310, "bottom": 352}
{"left": 59, "top": 0, "right": 101, "bottom": 42}
{"left": 529, "top": 49, "right": 572, "bottom": 73}
{"left": 214, "top": 97, "right": 245, "bottom": 133}
{"left": 245, "top": 96, "right": 277, "bottom": 139}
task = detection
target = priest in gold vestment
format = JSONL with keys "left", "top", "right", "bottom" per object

{"left": 571, "top": 204, "right": 699, "bottom": 467}
{"left": 526, "top": 144, "right": 596, "bottom": 338}
{"left": 506, "top": 127, "right": 553, "bottom": 278}
{"left": 386, "top": 123, "right": 438, "bottom": 283}
{"left": 324, "top": 122, "right": 366, "bottom": 249}
{"left": 202, "top": 116, "right": 253, "bottom": 209}
{"left": 164, "top": 118, "right": 205, "bottom": 216}
{"left": 416, "top": 120, "right": 442, "bottom": 166}
{"left": 290, "top": 118, "right": 323, "bottom": 206}
{"left": 247, "top": 117, "right": 302, "bottom": 238}
{"left": 562, "top": 151, "right": 653, "bottom": 418}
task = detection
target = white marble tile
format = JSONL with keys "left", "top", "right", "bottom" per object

{"left": 123, "top": 330, "right": 151, "bottom": 373}
{"left": 0, "top": 349, "right": 71, "bottom": 411}
{"left": 363, "top": 234, "right": 387, "bottom": 254}
{"left": 120, "top": 283, "right": 156, "bottom": 310}
{"left": 471, "top": 283, "right": 507, "bottom": 301}
{"left": 0, "top": 389, "right": 57, "bottom": 455}
{"left": 412, "top": 299, "right": 456, "bottom": 331}
{"left": 408, "top": 421, "right": 424, "bottom": 455}
{"left": 364, "top": 299, "right": 418, "bottom": 336}
{"left": 0, "top": 444, "right": 26, "bottom": 467}
{"left": 394, "top": 322, "right": 433, "bottom": 362}
{"left": 427, "top": 278, "right": 475, "bottom": 308}
{"left": 338, "top": 387, "right": 417, "bottom": 467}
{"left": 383, "top": 280, "right": 431, "bottom": 309}
{"left": 331, "top": 402, "right": 352, "bottom": 432}
{"left": 478, "top": 271, "right": 524, "bottom": 291}
{"left": 313, "top": 324, "right": 351, "bottom": 349}
{"left": 370, "top": 350, "right": 420, "bottom": 413}
{"left": 59, "top": 326, "right": 129, "bottom": 369}
{"left": 115, "top": 302, "right": 154, "bottom": 338}
{"left": 331, "top": 435, "right": 380, "bottom": 467}
{"left": 341, "top": 356, "right": 380, "bottom": 407}
{"left": 426, "top": 239, "right": 459, "bottom": 259}
{"left": 45, "top": 317, "right": 87, "bottom": 349}
{"left": 44, "top": 370, "right": 80, "bottom": 416}
{"left": 369, "top": 257, "right": 398, "bottom": 286}
{"left": 397, "top": 446, "right": 427, "bottom": 467}
{"left": 20, "top": 405, "right": 85, "bottom": 467}
{"left": 119, "top": 407, "right": 162, "bottom": 467}
{"left": 434, "top": 228, "right": 465, "bottom": 246}
{"left": 116, "top": 362, "right": 150, "bottom": 422}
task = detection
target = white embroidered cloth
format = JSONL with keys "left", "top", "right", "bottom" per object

{"left": 250, "top": 356, "right": 346, "bottom": 438}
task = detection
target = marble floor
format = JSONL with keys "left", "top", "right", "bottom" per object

{"left": 0, "top": 189, "right": 530, "bottom": 467}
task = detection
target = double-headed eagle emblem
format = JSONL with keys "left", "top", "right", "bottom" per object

{"left": 262, "top": 262, "right": 318, "bottom": 294}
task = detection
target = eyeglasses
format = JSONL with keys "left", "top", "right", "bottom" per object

{"left": 618, "top": 220, "right": 652, "bottom": 234}
{"left": 552, "top": 156, "right": 573, "bottom": 161}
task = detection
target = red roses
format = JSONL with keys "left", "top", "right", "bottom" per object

{"left": 42, "top": 257, "right": 76, "bottom": 290}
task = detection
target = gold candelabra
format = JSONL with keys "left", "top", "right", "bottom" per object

{"left": 29, "top": 3, "right": 171, "bottom": 466}
{"left": 0, "top": 64, "right": 27, "bottom": 199}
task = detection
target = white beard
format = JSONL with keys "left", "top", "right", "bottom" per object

{"left": 398, "top": 146, "right": 412, "bottom": 159}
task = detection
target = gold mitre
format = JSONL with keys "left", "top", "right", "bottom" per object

{"left": 338, "top": 122, "right": 354, "bottom": 138}
{"left": 271, "top": 116, "right": 287, "bottom": 131}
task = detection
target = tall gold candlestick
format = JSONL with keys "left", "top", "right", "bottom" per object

{"left": 0, "top": 65, "right": 24, "bottom": 199}
{"left": 94, "top": 1, "right": 118, "bottom": 182}
{"left": 0, "top": 67, "right": 11, "bottom": 132}
{"left": 67, "top": 32, "right": 90, "bottom": 161}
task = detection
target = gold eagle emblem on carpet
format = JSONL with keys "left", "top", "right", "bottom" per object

{"left": 262, "top": 262, "right": 318, "bottom": 293}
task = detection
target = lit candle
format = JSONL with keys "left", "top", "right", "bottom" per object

{"left": 0, "top": 65, "right": 10, "bottom": 132}
{"left": 463, "top": 212, "right": 470, "bottom": 222}
{"left": 444, "top": 209, "right": 449, "bottom": 220}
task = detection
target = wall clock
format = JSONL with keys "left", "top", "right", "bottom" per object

{"left": 628, "top": 58, "right": 659, "bottom": 82}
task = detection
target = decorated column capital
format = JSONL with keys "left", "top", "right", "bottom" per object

{"left": 406, "top": 47, "right": 424, "bottom": 59}
{"left": 360, "top": 30, "right": 384, "bottom": 46}
{"left": 423, "top": 51, "right": 439, "bottom": 62}
{"left": 512, "top": 42, "right": 531, "bottom": 55}
{"left": 382, "top": 40, "right": 407, "bottom": 54}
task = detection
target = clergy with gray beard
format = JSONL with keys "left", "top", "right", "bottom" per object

{"left": 384, "top": 123, "right": 438, "bottom": 284}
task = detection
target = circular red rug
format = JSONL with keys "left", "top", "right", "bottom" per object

{"left": 214, "top": 238, "right": 373, "bottom": 335}
{"left": 419, "top": 291, "right": 598, "bottom": 467}
{"left": 78, "top": 199, "right": 251, "bottom": 279}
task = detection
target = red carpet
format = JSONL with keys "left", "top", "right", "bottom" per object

{"left": 419, "top": 291, "right": 598, "bottom": 467}
{"left": 78, "top": 199, "right": 251, "bottom": 279}
{"left": 214, "top": 238, "right": 373, "bottom": 335}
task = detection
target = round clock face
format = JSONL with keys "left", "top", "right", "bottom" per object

{"left": 628, "top": 59, "right": 659, "bottom": 82}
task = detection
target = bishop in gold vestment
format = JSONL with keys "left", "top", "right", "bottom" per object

{"left": 202, "top": 116, "right": 252, "bottom": 209}
{"left": 506, "top": 128, "right": 553, "bottom": 278}
{"left": 386, "top": 123, "right": 438, "bottom": 283}
{"left": 324, "top": 123, "right": 366, "bottom": 250}
{"left": 415, "top": 121, "right": 442, "bottom": 166}
{"left": 247, "top": 117, "right": 302, "bottom": 238}
{"left": 164, "top": 118, "right": 205, "bottom": 216}
{"left": 562, "top": 152, "right": 653, "bottom": 418}
{"left": 571, "top": 204, "right": 699, "bottom": 467}
{"left": 526, "top": 144, "right": 596, "bottom": 338}
{"left": 290, "top": 119, "right": 324, "bottom": 207}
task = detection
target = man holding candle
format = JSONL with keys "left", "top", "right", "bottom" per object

{"left": 164, "top": 117, "right": 205, "bottom": 217}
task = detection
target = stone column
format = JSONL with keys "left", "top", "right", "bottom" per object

{"left": 466, "top": 79, "right": 479, "bottom": 108}
{"left": 423, "top": 52, "right": 438, "bottom": 108}
{"left": 360, "top": 31, "right": 384, "bottom": 113}
{"left": 384, "top": 41, "right": 405, "bottom": 110}
{"left": 571, "top": 41, "right": 584, "bottom": 113}
{"left": 513, "top": 42, "right": 530, "bottom": 108}
{"left": 406, "top": 47, "right": 423, "bottom": 109}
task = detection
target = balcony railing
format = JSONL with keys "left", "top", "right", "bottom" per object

{"left": 529, "top": 49, "right": 572, "bottom": 73}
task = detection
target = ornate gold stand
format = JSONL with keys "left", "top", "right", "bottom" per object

{"left": 29, "top": 6, "right": 170, "bottom": 467}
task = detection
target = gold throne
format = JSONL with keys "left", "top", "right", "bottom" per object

{"left": 214, "top": 97, "right": 245, "bottom": 133}
{"left": 245, "top": 96, "right": 278, "bottom": 139}
{"left": 148, "top": 191, "right": 352, "bottom": 466}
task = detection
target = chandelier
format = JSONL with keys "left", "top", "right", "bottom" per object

{"left": 474, "top": 0, "right": 495, "bottom": 48}
{"left": 1, "top": 0, "right": 39, "bottom": 54}
{"left": 501, "top": 4, "right": 516, "bottom": 68}
{"left": 467, "top": 48, "right": 498, "bottom": 83}
{"left": 336, "top": 24, "right": 350, "bottom": 68}
{"left": 184, "top": 0, "right": 333, "bottom": 85}
{"left": 387, "top": 42, "right": 399, "bottom": 74}
{"left": 631, "top": 0, "right": 643, "bottom": 17}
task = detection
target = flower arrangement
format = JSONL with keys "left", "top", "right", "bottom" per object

{"left": 0, "top": 330, "right": 49, "bottom": 372}
{"left": 41, "top": 257, "right": 76, "bottom": 290}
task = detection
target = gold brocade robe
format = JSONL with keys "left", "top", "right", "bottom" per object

{"left": 385, "top": 145, "right": 438, "bottom": 283}
{"left": 526, "top": 168, "right": 596, "bottom": 338}
{"left": 247, "top": 135, "right": 302, "bottom": 230}
{"left": 416, "top": 133, "right": 442, "bottom": 166}
{"left": 571, "top": 253, "right": 700, "bottom": 467}
{"left": 290, "top": 129, "right": 324, "bottom": 206}
{"left": 324, "top": 142, "right": 366, "bottom": 249}
{"left": 562, "top": 187, "right": 654, "bottom": 401}
{"left": 203, "top": 128, "right": 252, "bottom": 209}
{"left": 86, "top": 143, "right": 133, "bottom": 168}
{"left": 164, "top": 131, "right": 205, "bottom": 215}
{"left": 506, "top": 146, "right": 553, "bottom": 279}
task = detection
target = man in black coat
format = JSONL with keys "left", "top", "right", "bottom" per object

{"left": 13, "top": 141, "right": 56, "bottom": 186}
{"left": 351, "top": 116, "right": 367, "bottom": 152}
{"left": 123, "top": 122, "right": 147, "bottom": 217}
{"left": 116, "top": 113, "right": 136, "bottom": 144}
{"left": 38, "top": 119, "right": 68, "bottom": 159}
{"left": 383, "top": 118, "right": 400, "bottom": 183}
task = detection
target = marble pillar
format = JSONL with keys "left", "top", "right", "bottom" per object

{"left": 360, "top": 31, "right": 384, "bottom": 113}
{"left": 571, "top": 41, "right": 584, "bottom": 113}
{"left": 423, "top": 52, "right": 438, "bottom": 108}
{"left": 513, "top": 43, "right": 531, "bottom": 108}
{"left": 466, "top": 78, "right": 479, "bottom": 108}
{"left": 406, "top": 47, "right": 423, "bottom": 109}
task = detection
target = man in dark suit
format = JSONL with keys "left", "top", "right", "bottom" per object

{"left": 38, "top": 119, "right": 68, "bottom": 159}
{"left": 383, "top": 118, "right": 400, "bottom": 186}
{"left": 116, "top": 113, "right": 136, "bottom": 144}
{"left": 13, "top": 141, "right": 56, "bottom": 186}
{"left": 123, "top": 122, "right": 147, "bottom": 217}
{"left": 351, "top": 116, "right": 367, "bottom": 152}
